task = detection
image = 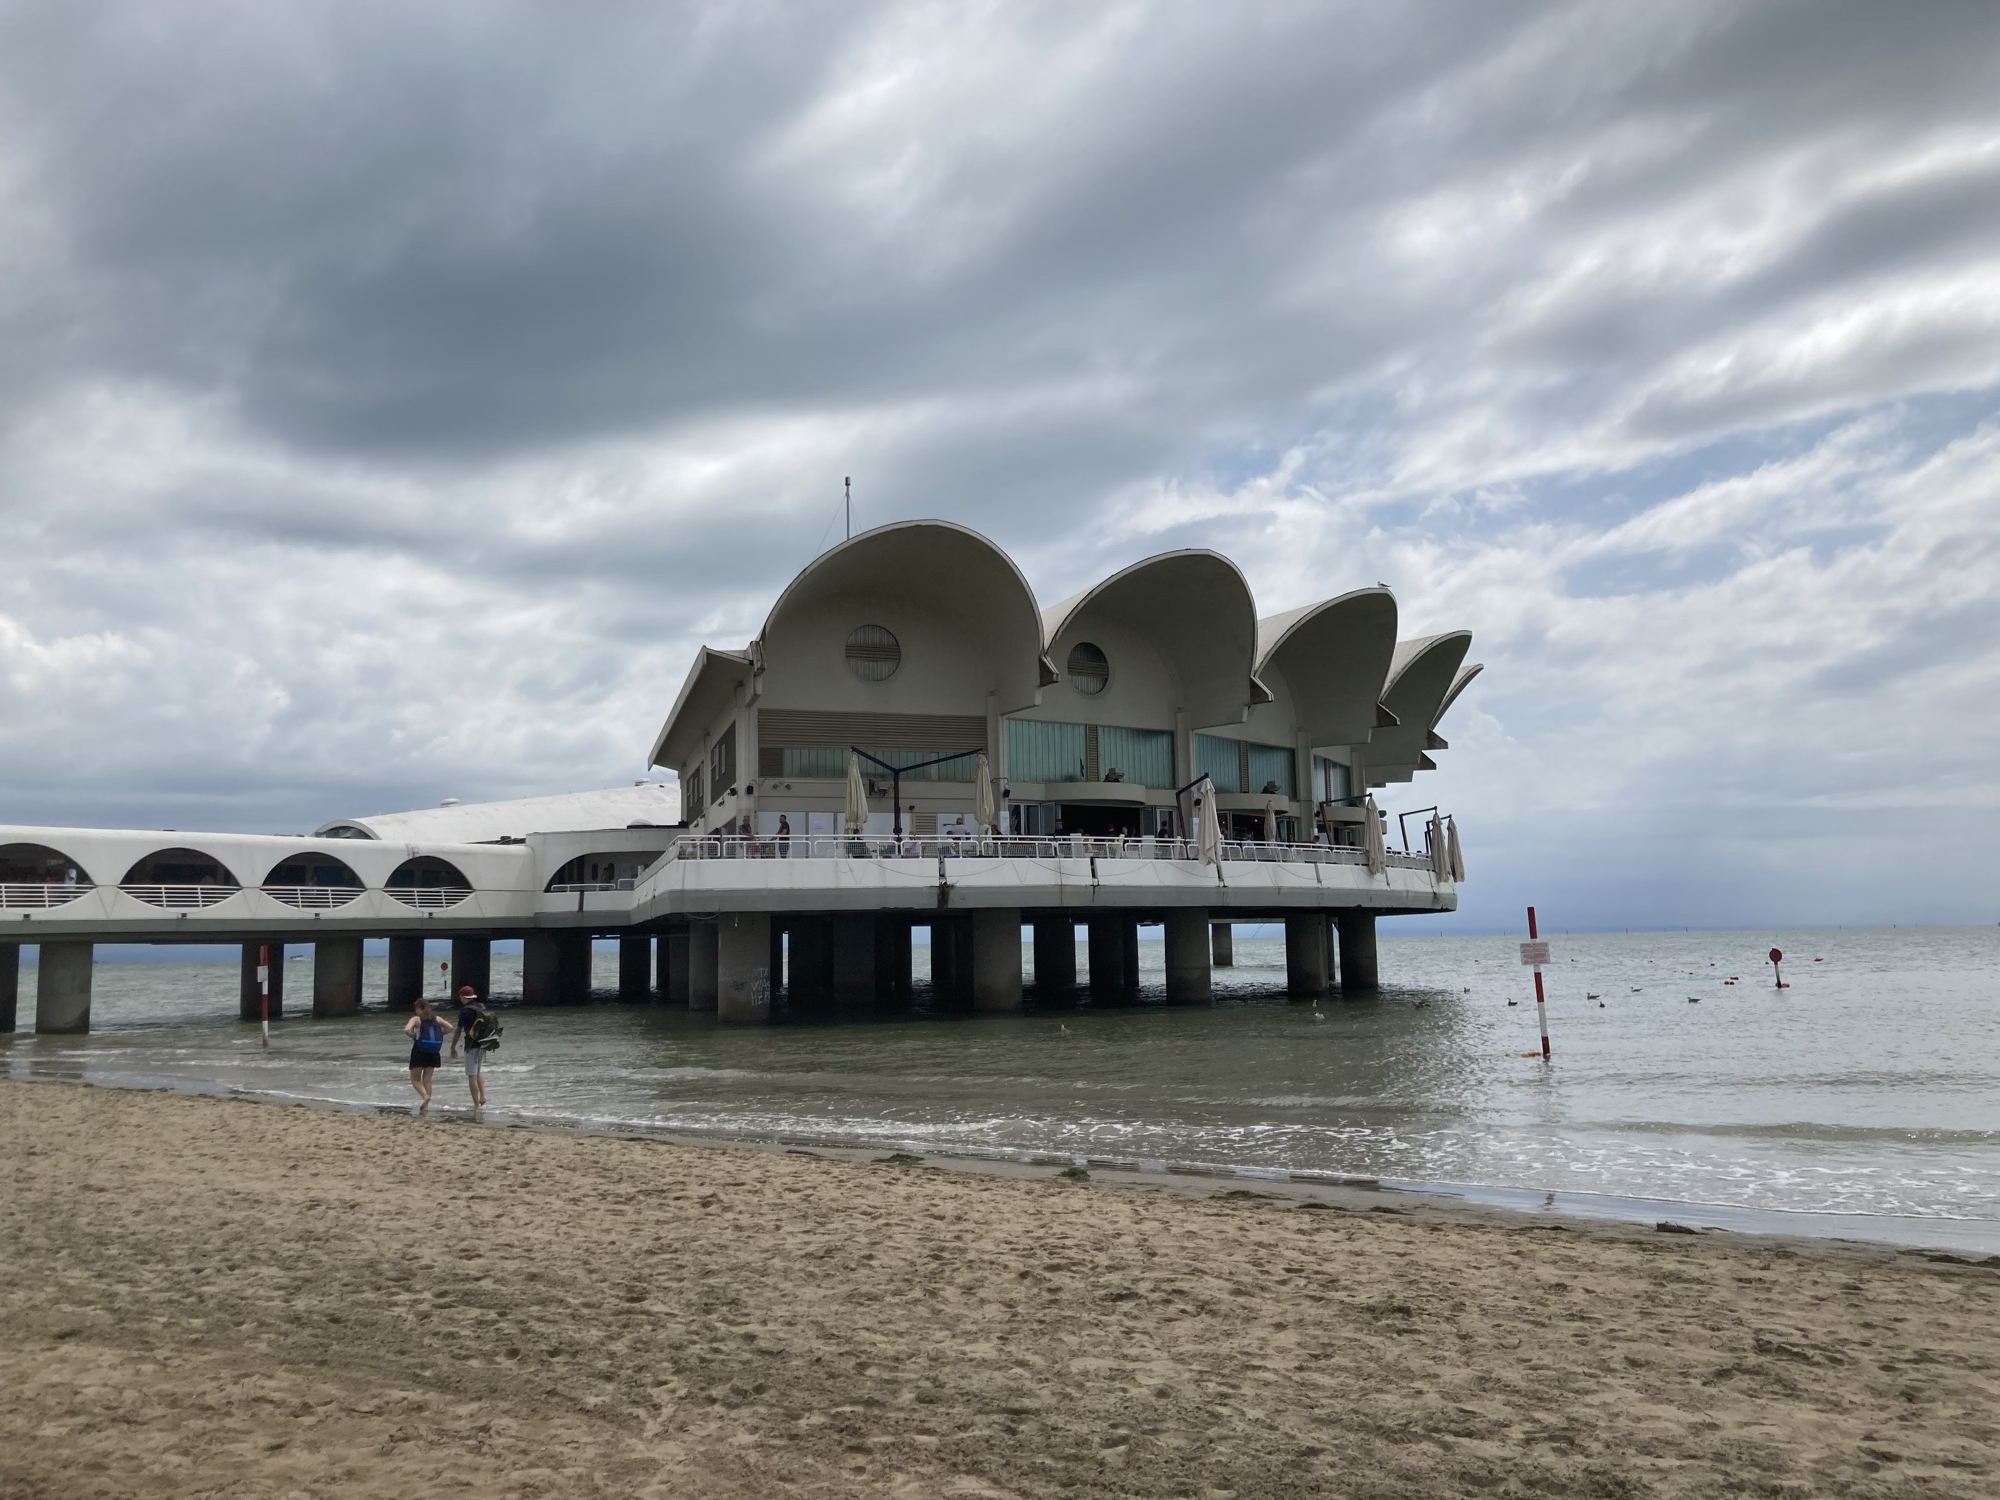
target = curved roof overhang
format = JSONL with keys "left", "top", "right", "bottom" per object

{"left": 1255, "top": 587, "right": 1399, "bottom": 748}
{"left": 648, "top": 647, "right": 755, "bottom": 771}
{"left": 760, "top": 520, "right": 1053, "bottom": 708}
{"left": 1367, "top": 631, "right": 1473, "bottom": 778}
{"left": 1043, "top": 550, "right": 1268, "bottom": 728}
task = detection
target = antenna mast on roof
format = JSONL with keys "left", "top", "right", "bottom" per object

{"left": 845, "top": 476, "right": 851, "bottom": 539}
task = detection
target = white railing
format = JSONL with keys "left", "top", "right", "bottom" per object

{"left": 386, "top": 886, "right": 474, "bottom": 909}
{"left": 666, "top": 835, "right": 1438, "bottom": 870}
{"left": 546, "top": 880, "right": 635, "bottom": 894}
{"left": 262, "top": 885, "right": 366, "bottom": 909}
{"left": 119, "top": 884, "right": 241, "bottom": 909}
{"left": 0, "top": 883, "right": 94, "bottom": 909}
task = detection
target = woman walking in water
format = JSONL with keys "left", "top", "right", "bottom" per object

{"left": 403, "top": 998, "right": 448, "bottom": 1113}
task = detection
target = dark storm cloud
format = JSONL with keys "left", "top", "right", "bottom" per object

{"left": 3, "top": 0, "right": 1997, "bottom": 922}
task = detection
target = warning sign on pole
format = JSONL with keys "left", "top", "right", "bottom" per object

{"left": 1519, "top": 940, "right": 1550, "bottom": 966}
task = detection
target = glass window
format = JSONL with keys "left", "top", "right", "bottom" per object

{"left": 1247, "top": 743, "right": 1294, "bottom": 798}
{"left": 1097, "top": 726, "right": 1173, "bottom": 788}
{"left": 1313, "top": 755, "right": 1351, "bottom": 802}
{"left": 845, "top": 624, "right": 901, "bottom": 681}
{"left": 1194, "top": 733, "right": 1241, "bottom": 793}
{"left": 1006, "top": 719, "right": 1086, "bottom": 783}
{"left": 1066, "top": 642, "right": 1109, "bottom": 695}
{"left": 780, "top": 747, "right": 847, "bottom": 778}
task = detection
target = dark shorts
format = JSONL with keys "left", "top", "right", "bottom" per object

{"left": 410, "top": 1046, "right": 442, "bottom": 1071}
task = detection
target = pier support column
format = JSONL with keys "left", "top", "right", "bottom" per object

{"left": 1211, "top": 922, "right": 1234, "bottom": 967}
{"left": 619, "top": 937, "right": 652, "bottom": 1003}
{"left": 450, "top": 938, "right": 491, "bottom": 1002}
{"left": 35, "top": 942, "right": 93, "bottom": 1033}
{"left": 1338, "top": 911, "right": 1379, "bottom": 992}
{"left": 832, "top": 915, "right": 876, "bottom": 1003}
{"left": 785, "top": 917, "right": 832, "bottom": 1006}
{"left": 972, "top": 909, "right": 1023, "bottom": 1012}
{"left": 689, "top": 920, "right": 719, "bottom": 1012}
{"left": 1032, "top": 917, "right": 1076, "bottom": 993}
{"left": 522, "top": 934, "right": 561, "bottom": 1005}
{"left": 875, "top": 916, "right": 912, "bottom": 1001}
{"left": 558, "top": 933, "right": 593, "bottom": 1004}
{"left": 239, "top": 942, "right": 288, "bottom": 1021}
{"left": 664, "top": 925, "right": 690, "bottom": 1006}
{"left": 928, "top": 916, "right": 973, "bottom": 1003}
{"left": 386, "top": 937, "right": 424, "bottom": 1010}
{"left": 0, "top": 943, "right": 17, "bottom": 1033}
{"left": 1165, "top": 910, "right": 1212, "bottom": 1004}
{"left": 769, "top": 922, "right": 786, "bottom": 1000}
{"left": 1122, "top": 918, "right": 1141, "bottom": 994}
{"left": 717, "top": 912, "right": 771, "bottom": 1024}
{"left": 1285, "top": 914, "right": 1330, "bottom": 998}
{"left": 312, "top": 937, "right": 363, "bottom": 1017}
{"left": 1086, "top": 914, "right": 1128, "bottom": 1000}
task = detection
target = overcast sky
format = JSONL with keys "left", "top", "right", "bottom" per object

{"left": 3, "top": 0, "right": 1997, "bottom": 930}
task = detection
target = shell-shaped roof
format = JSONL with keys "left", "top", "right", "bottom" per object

{"left": 1255, "top": 587, "right": 1398, "bottom": 747}
{"left": 1043, "top": 550, "right": 1267, "bottom": 728}
{"left": 1367, "top": 631, "right": 1474, "bottom": 780}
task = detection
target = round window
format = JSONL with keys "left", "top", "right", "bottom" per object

{"left": 845, "top": 624, "right": 901, "bottom": 681}
{"left": 1067, "top": 641, "right": 1109, "bottom": 695}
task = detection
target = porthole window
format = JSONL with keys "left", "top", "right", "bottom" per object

{"left": 845, "top": 624, "right": 901, "bottom": 682}
{"left": 1067, "top": 641, "right": 1109, "bottom": 695}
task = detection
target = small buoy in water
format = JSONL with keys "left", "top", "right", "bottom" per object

{"left": 1815, "top": 958, "right": 1824, "bottom": 962}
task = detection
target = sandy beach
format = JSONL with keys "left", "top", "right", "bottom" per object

{"left": 3, "top": 1081, "right": 1995, "bottom": 1498}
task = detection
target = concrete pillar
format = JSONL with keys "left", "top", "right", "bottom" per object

{"left": 35, "top": 942, "right": 93, "bottom": 1033}
{"left": 972, "top": 908, "right": 1023, "bottom": 1012}
{"left": 1121, "top": 918, "right": 1141, "bottom": 994}
{"left": 928, "top": 916, "right": 973, "bottom": 1003}
{"left": 1285, "top": 914, "right": 1330, "bottom": 998}
{"left": 1031, "top": 917, "right": 1075, "bottom": 993}
{"left": 1211, "top": 922, "right": 1234, "bottom": 967}
{"left": 1338, "top": 911, "right": 1379, "bottom": 992}
{"left": 239, "top": 941, "right": 288, "bottom": 1021}
{"left": 876, "top": 916, "right": 912, "bottom": 1000}
{"left": 522, "top": 933, "right": 562, "bottom": 1006}
{"left": 717, "top": 912, "right": 771, "bottom": 1024}
{"left": 0, "top": 943, "right": 18, "bottom": 1033}
{"left": 1086, "top": 914, "right": 1127, "bottom": 999}
{"left": 450, "top": 938, "right": 491, "bottom": 1003}
{"left": 386, "top": 937, "right": 424, "bottom": 1010}
{"left": 785, "top": 916, "right": 832, "bottom": 1006}
{"left": 1325, "top": 915, "right": 1340, "bottom": 992}
{"left": 664, "top": 925, "right": 690, "bottom": 1006}
{"left": 619, "top": 937, "right": 652, "bottom": 1003}
{"left": 1164, "top": 910, "right": 1212, "bottom": 1004}
{"left": 313, "top": 937, "right": 363, "bottom": 1017}
{"left": 689, "top": 920, "right": 719, "bottom": 1011}
{"left": 558, "top": 932, "right": 593, "bottom": 1004}
{"left": 769, "top": 921, "right": 786, "bottom": 997}
{"left": 832, "top": 915, "right": 876, "bottom": 1003}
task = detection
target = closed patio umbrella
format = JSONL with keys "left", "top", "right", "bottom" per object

{"left": 1196, "top": 776, "right": 1222, "bottom": 867}
{"left": 1428, "top": 813, "right": 1448, "bottom": 879}
{"left": 1447, "top": 815, "right": 1465, "bottom": 882}
{"left": 846, "top": 751, "right": 869, "bottom": 837}
{"left": 1363, "top": 795, "right": 1386, "bottom": 877}
{"left": 974, "top": 751, "right": 997, "bottom": 837}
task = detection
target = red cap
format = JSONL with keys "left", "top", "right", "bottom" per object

{"left": 458, "top": 985, "right": 477, "bottom": 998}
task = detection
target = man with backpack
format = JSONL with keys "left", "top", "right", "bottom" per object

{"left": 448, "top": 984, "right": 501, "bottom": 1112}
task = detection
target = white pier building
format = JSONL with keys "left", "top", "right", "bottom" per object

{"left": 1, "top": 522, "right": 1477, "bottom": 1031}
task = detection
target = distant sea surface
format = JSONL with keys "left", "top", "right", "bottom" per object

{"left": 7, "top": 928, "right": 1997, "bottom": 1252}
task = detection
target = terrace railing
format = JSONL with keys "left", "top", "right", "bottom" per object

{"left": 665, "top": 835, "right": 1438, "bottom": 871}
{"left": 0, "top": 883, "right": 94, "bottom": 909}
{"left": 262, "top": 885, "right": 367, "bottom": 909}
{"left": 386, "top": 887, "right": 474, "bottom": 909}
{"left": 118, "top": 884, "right": 241, "bottom": 909}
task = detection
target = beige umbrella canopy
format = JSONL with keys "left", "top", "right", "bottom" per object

{"left": 1363, "top": 794, "right": 1386, "bottom": 877}
{"left": 1447, "top": 815, "right": 1466, "bottom": 882}
{"left": 1196, "top": 776, "right": 1223, "bottom": 866}
{"left": 1428, "top": 813, "right": 1449, "bottom": 879}
{"left": 845, "top": 751, "right": 869, "bottom": 836}
{"left": 974, "top": 751, "right": 997, "bottom": 836}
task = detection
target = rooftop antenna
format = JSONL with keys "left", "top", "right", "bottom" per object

{"left": 845, "top": 476, "right": 851, "bottom": 539}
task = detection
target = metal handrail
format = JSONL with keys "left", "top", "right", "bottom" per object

{"left": 385, "top": 886, "right": 474, "bottom": 909}
{"left": 0, "top": 883, "right": 94, "bottom": 909}
{"left": 664, "top": 834, "right": 1437, "bottom": 870}
{"left": 546, "top": 880, "right": 635, "bottom": 894}
{"left": 262, "top": 885, "right": 366, "bottom": 909}
{"left": 119, "top": 884, "right": 241, "bottom": 909}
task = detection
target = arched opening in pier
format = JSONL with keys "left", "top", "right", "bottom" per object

{"left": 386, "top": 856, "right": 472, "bottom": 908}
{"left": 545, "top": 851, "right": 665, "bottom": 891}
{"left": 0, "top": 842, "right": 95, "bottom": 907}
{"left": 120, "top": 848, "right": 242, "bottom": 907}
{"left": 262, "top": 852, "right": 365, "bottom": 907}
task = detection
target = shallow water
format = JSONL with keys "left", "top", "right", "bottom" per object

{"left": 7, "top": 927, "right": 1998, "bottom": 1250}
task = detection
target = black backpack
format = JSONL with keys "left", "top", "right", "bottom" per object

{"left": 467, "top": 1007, "right": 502, "bottom": 1052}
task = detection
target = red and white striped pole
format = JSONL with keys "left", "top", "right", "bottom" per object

{"left": 1523, "top": 906, "right": 1551, "bottom": 1060}
{"left": 257, "top": 943, "right": 271, "bottom": 1049}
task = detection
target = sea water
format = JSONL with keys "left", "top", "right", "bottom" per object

{"left": 6, "top": 927, "right": 1997, "bottom": 1252}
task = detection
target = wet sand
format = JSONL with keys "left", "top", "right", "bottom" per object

{"left": 3, "top": 1080, "right": 1996, "bottom": 1498}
